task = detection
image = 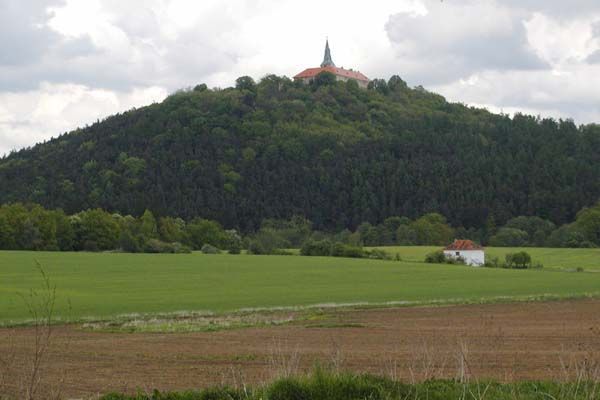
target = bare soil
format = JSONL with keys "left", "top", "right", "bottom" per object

{"left": 2, "top": 300, "right": 600, "bottom": 398}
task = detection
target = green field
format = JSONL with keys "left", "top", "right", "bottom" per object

{"left": 370, "top": 246, "right": 600, "bottom": 270}
{"left": 1, "top": 250, "right": 600, "bottom": 323}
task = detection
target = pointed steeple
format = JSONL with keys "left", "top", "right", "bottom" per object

{"left": 321, "top": 39, "right": 335, "bottom": 68}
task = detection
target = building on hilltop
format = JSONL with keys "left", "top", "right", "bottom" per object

{"left": 443, "top": 239, "right": 485, "bottom": 267}
{"left": 294, "top": 40, "right": 370, "bottom": 88}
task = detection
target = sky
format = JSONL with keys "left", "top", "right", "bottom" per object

{"left": 1, "top": 0, "right": 600, "bottom": 155}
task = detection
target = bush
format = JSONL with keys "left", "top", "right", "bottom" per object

{"left": 484, "top": 256, "right": 500, "bottom": 268}
{"left": 424, "top": 250, "right": 446, "bottom": 264}
{"left": 330, "top": 243, "right": 364, "bottom": 258}
{"left": 119, "top": 230, "right": 141, "bottom": 253}
{"left": 141, "top": 239, "right": 190, "bottom": 254}
{"left": 201, "top": 244, "right": 221, "bottom": 254}
{"left": 366, "top": 248, "right": 391, "bottom": 260}
{"left": 247, "top": 239, "right": 267, "bottom": 255}
{"left": 247, "top": 229, "right": 288, "bottom": 255}
{"left": 300, "top": 239, "right": 333, "bottom": 256}
{"left": 227, "top": 241, "right": 242, "bottom": 254}
{"left": 505, "top": 251, "right": 532, "bottom": 269}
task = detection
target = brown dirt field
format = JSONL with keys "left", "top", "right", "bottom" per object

{"left": 2, "top": 299, "right": 600, "bottom": 398}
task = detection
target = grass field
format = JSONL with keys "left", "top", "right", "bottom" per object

{"left": 369, "top": 246, "right": 600, "bottom": 270}
{"left": 1, "top": 250, "right": 600, "bottom": 323}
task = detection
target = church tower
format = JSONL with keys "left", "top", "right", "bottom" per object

{"left": 321, "top": 40, "right": 336, "bottom": 68}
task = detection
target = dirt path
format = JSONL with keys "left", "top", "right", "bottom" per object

{"left": 2, "top": 300, "right": 600, "bottom": 397}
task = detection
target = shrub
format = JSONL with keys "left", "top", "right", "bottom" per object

{"left": 484, "top": 256, "right": 500, "bottom": 268}
{"left": 227, "top": 241, "right": 242, "bottom": 254}
{"left": 330, "top": 243, "right": 364, "bottom": 258}
{"left": 366, "top": 248, "right": 391, "bottom": 260}
{"left": 224, "top": 229, "right": 243, "bottom": 254}
{"left": 247, "top": 239, "right": 268, "bottom": 255}
{"left": 201, "top": 244, "right": 221, "bottom": 254}
{"left": 300, "top": 239, "right": 333, "bottom": 256}
{"left": 119, "top": 230, "right": 140, "bottom": 253}
{"left": 83, "top": 240, "right": 100, "bottom": 252}
{"left": 144, "top": 239, "right": 173, "bottom": 253}
{"left": 505, "top": 251, "right": 532, "bottom": 269}
{"left": 424, "top": 250, "right": 446, "bottom": 264}
{"left": 247, "top": 229, "right": 288, "bottom": 255}
{"left": 171, "top": 242, "right": 192, "bottom": 254}
{"left": 140, "top": 239, "right": 190, "bottom": 254}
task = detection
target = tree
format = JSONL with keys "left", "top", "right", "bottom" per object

{"left": 312, "top": 71, "right": 336, "bottom": 87}
{"left": 74, "top": 209, "right": 120, "bottom": 251}
{"left": 159, "top": 217, "right": 186, "bottom": 243}
{"left": 504, "top": 216, "right": 555, "bottom": 246}
{"left": 185, "top": 218, "right": 227, "bottom": 249}
{"left": 396, "top": 225, "right": 417, "bottom": 245}
{"left": 140, "top": 209, "right": 158, "bottom": 240}
{"left": 235, "top": 76, "right": 257, "bottom": 92}
{"left": 489, "top": 228, "right": 529, "bottom": 247}
{"left": 573, "top": 202, "right": 600, "bottom": 246}
{"left": 410, "top": 213, "right": 454, "bottom": 245}
{"left": 505, "top": 251, "right": 532, "bottom": 269}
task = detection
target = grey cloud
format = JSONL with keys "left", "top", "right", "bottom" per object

{"left": 0, "top": 0, "right": 100, "bottom": 90}
{"left": 385, "top": 0, "right": 549, "bottom": 85}
{"left": 501, "top": 0, "right": 600, "bottom": 18}
{"left": 0, "top": 0, "right": 64, "bottom": 65}
{"left": 592, "top": 21, "right": 600, "bottom": 38}
{"left": 586, "top": 50, "right": 600, "bottom": 64}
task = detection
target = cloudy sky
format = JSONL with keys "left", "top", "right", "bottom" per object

{"left": 1, "top": 0, "right": 600, "bottom": 155}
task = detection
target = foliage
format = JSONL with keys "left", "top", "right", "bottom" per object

{"left": 505, "top": 252, "right": 533, "bottom": 269}
{"left": 489, "top": 227, "right": 529, "bottom": 247}
{"left": 99, "top": 369, "right": 600, "bottom": 400}
{"left": 330, "top": 243, "right": 365, "bottom": 258}
{"left": 365, "top": 248, "right": 391, "bottom": 260}
{"left": 300, "top": 239, "right": 332, "bottom": 256}
{"left": 201, "top": 244, "right": 221, "bottom": 254}
{"left": 2, "top": 76, "right": 599, "bottom": 235}
{"left": 143, "top": 239, "right": 191, "bottom": 254}
{"left": 410, "top": 213, "right": 454, "bottom": 246}
{"left": 186, "top": 218, "right": 228, "bottom": 250}
{"left": 424, "top": 250, "right": 447, "bottom": 264}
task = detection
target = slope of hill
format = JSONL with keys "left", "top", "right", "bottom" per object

{"left": 1, "top": 74, "right": 599, "bottom": 231}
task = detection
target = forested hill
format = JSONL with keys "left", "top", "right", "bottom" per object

{"left": 1, "top": 74, "right": 599, "bottom": 232}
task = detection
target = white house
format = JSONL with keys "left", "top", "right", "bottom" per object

{"left": 443, "top": 240, "right": 485, "bottom": 266}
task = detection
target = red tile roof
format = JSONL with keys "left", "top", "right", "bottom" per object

{"left": 444, "top": 240, "right": 484, "bottom": 251}
{"left": 294, "top": 66, "right": 369, "bottom": 82}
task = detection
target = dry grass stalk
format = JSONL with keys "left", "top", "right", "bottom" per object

{"left": 267, "top": 338, "right": 300, "bottom": 379}
{"left": 1, "top": 262, "right": 68, "bottom": 400}
{"left": 328, "top": 337, "right": 344, "bottom": 374}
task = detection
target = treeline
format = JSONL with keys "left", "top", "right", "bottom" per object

{"left": 1, "top": 202, "right": 597, "bottom": 254}
{"left": 1, "top": 73, "right": 599, "bottom": 233}
{"left": 0, "top": 203, "right": 241, "bottom": 253}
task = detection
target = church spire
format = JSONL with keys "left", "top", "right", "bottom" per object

{"left": 321, "top": 39, "right": 335, "bottom": 68}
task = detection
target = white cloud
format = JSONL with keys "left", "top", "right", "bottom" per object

{"left": 0, "top": 83, "right": 166, "bottom": 155}
{"left": 1, "top": 0, "right": 600, "bottom": 156}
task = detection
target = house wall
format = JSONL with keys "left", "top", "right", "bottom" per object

{"left": 443, "top": 250, "right": 485, "bottom": 267}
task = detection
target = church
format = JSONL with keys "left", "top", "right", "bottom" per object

{"left": 294, "top": 40, "right": 370, "bottom": 88}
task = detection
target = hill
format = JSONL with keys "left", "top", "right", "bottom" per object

{"left": 1, "top": 74, "right": 599, "bottom": 231}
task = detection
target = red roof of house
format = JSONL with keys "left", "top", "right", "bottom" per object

{"left": 444, "top": 240, "right": 484, "bottom": 251}
{"left": 294, "top": 66, "right": 370, "bottom": 82}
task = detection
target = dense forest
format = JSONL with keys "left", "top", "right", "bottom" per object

{"left": 1, "top": 73, "right": 599, "bottom": 233}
